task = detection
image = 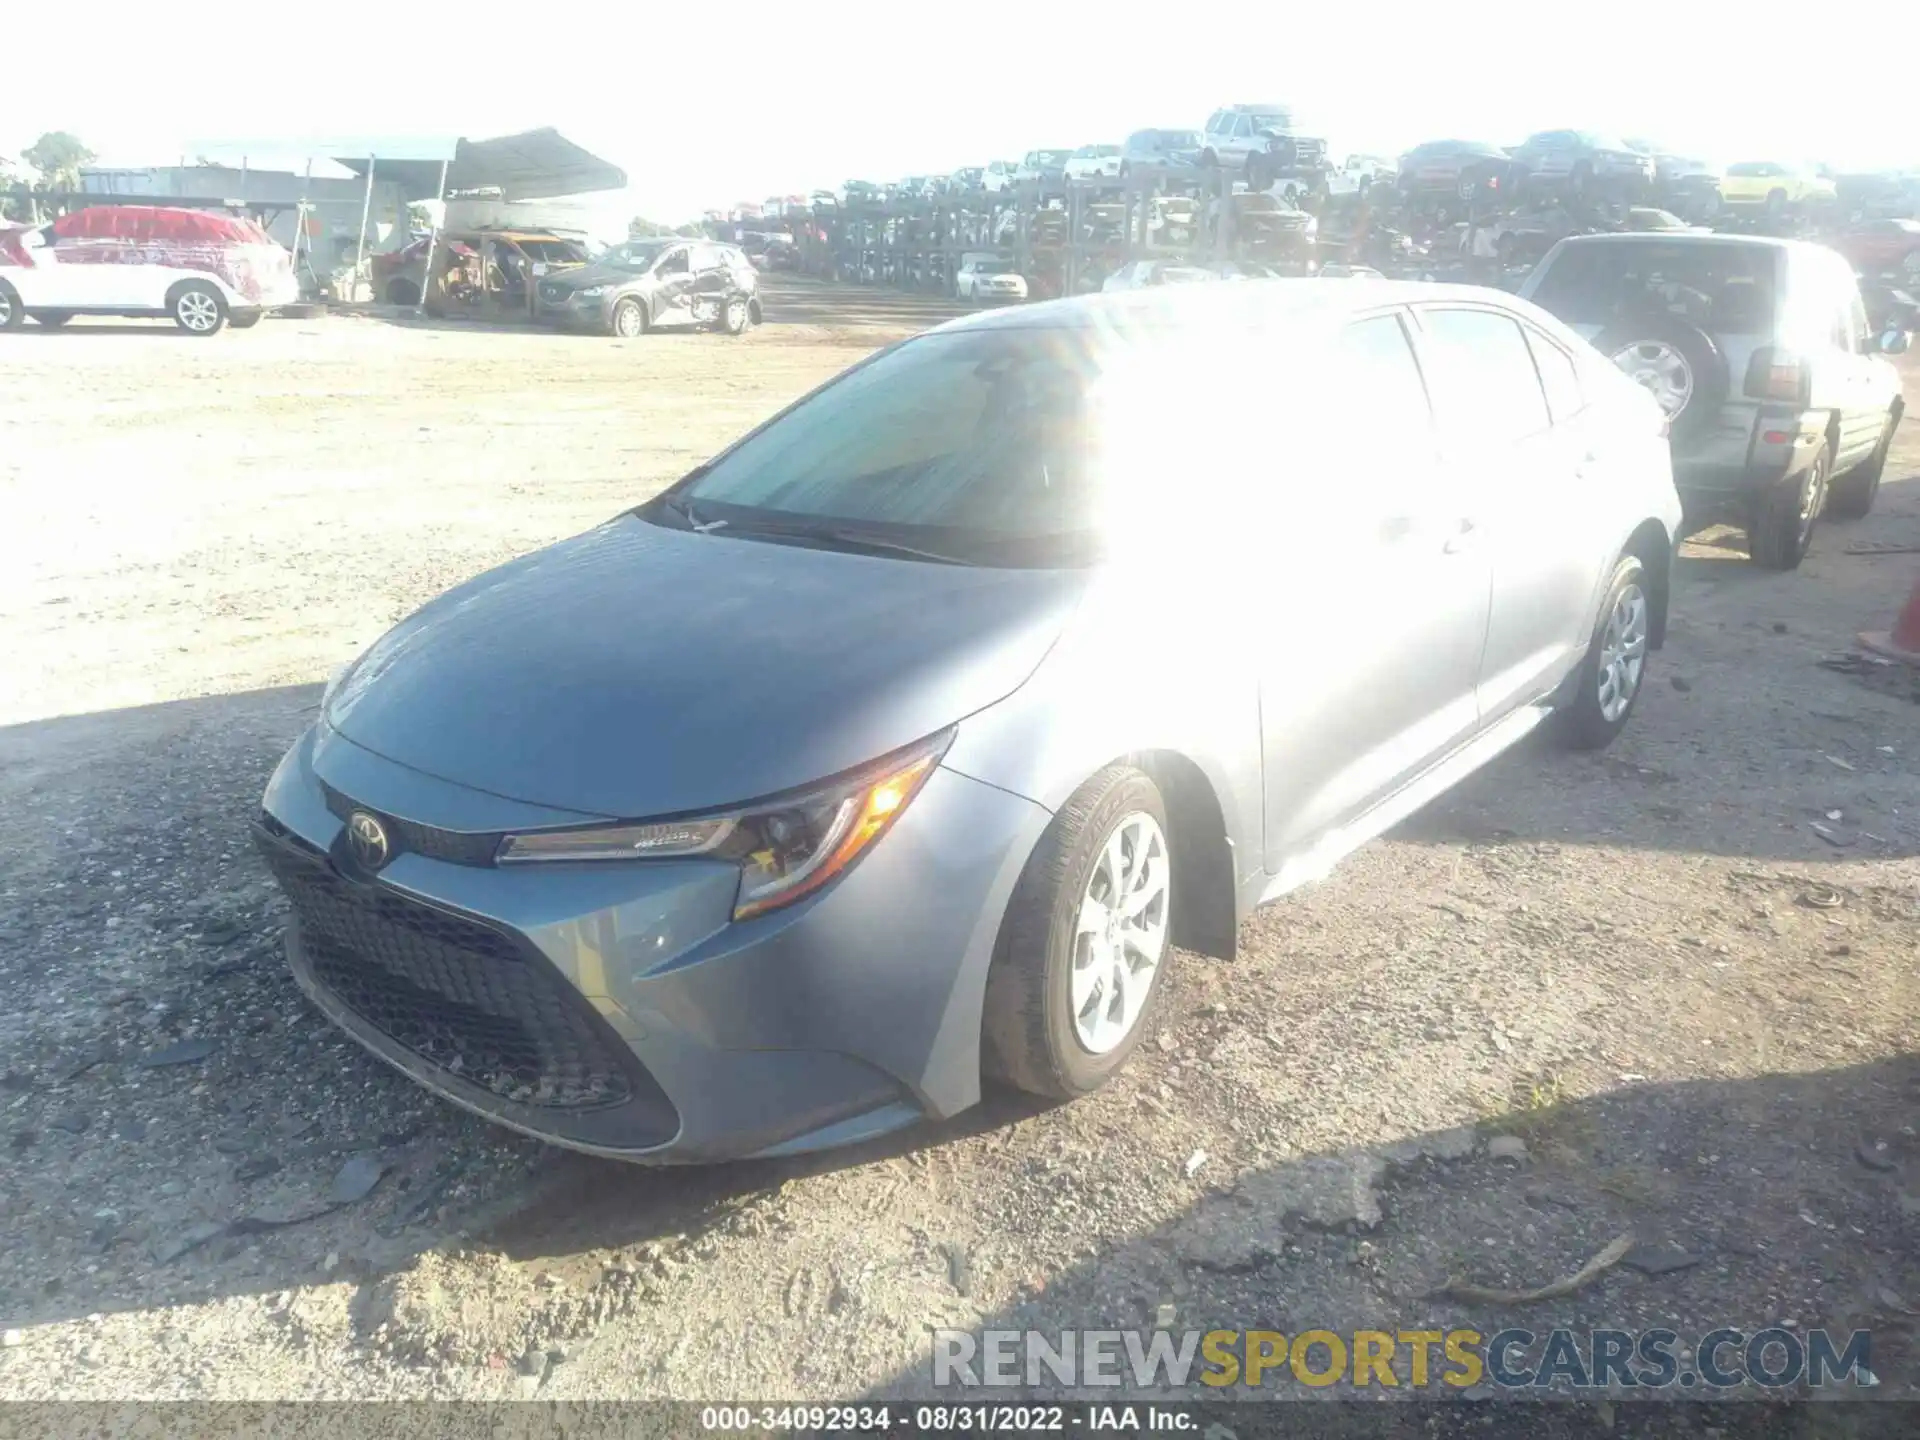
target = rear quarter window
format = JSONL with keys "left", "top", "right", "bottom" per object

{"left": 1523, "top": 328, "right": 1585, "bottom": 422}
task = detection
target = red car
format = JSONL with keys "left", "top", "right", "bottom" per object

{"left": 1833, "top": 218, "right": 1920, "bottom": 279}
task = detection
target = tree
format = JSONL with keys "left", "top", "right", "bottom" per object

{"left": 0, "top": 155, "right": 19, "bottom": 220}
{"left": 406, "top": 203, "right": 433, "bottom": 231}
{"left": 23, "top": 131, "right": 95, "bottom": 192}
{"left": 627, "top": 216, "right": 672, "bottom": 238}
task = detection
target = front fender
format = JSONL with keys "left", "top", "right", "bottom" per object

{"left": 941, "top": 570, "right": 1264, "bottom": 902}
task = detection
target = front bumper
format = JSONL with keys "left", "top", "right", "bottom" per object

{"left": 535, "top": 289, "right": 615, "bottom": 330}
{"left": 255, "top": 722, "right": 1051, "bottom": 1162}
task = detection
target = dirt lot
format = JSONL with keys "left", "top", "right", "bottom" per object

{"left": 2, "top": 278, "right": 1919, "bottom": 1427}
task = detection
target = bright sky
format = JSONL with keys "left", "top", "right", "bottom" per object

{"left": 2, "top": 4, "right": 1907, "bottom": 234}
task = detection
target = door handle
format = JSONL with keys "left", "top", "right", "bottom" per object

{"left": 1442, "top": 518, "right": 1478, "bottom": 554}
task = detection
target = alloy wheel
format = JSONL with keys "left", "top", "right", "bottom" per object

{"left": 1596, "top": 582, "right": 1649, "bottom": 723}
{"left": 1069, "top": 812, "right": 1170, "bottom": 1055}
{"left": 1610, "top": 340, "right": 1694, "bottom": 419}
{"left": 0, "top": 291, "right": 12, "bottom": 327}
{"left": 177, "top": 292, "right": 220, "bottom": 332}
{"left": 614, "top": 303, "right": 643, "bottom": 338}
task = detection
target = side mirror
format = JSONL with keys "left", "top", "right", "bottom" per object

{"left": 1878, "top": 328, "right": 1911, "bottom": 355}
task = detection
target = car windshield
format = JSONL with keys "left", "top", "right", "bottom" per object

{"left": 517, "top": 239, "right": 589, "bottom": 263}
{"left": 1250, "top": 113, "right": 1290, "bottom": 131}
{"left": 660, "top": 329, "right": 1107, "bottom": 566}
{"left": 1530, "top": 241, "right": 1780, "bottom": 333}
{"left": 600, "top": 241, "right": 671, "bottom": 269}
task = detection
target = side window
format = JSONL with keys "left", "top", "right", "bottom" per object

{"left": 1327, "top": 312, "right": 1438, "bottom": 468}
{"left": 1230, "top": 114, "right": 1253, "bottom": 138}
{"left": 1848, "top": 291, "right": 1873, "bottom": 353}
{"left": 1416, "top": 307, "right": 1553, "bottom": 444}
{"left": 1523, "top": 327, "right": 1585, "bottom": 422}
{"left": 1204, "top": 111, "right": 1225, "bottom": 136}
{"left": 657, "top": 247, "right": 689, "bottom": 275}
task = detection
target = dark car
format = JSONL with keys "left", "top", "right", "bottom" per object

{"left": 536, "top": 239, "right": 762, "bottom": 337}
{"left": 1508, "top": 130, "right": 1656, "bottom": 199}
{"left": 1119, "top": 129, "right": 1201, "bottom": 179}
{"left": 1396, "top": 140, "right": 1514, "bottom": 215}
{"left": 1833, "top": 218, "right": 1920, "bottom": 280}
{"left": 1521, "top": 233, "right": 1908, "bottom": 566}
{"left": 1834, "top": 171, "right": 1920, "bottom": 223}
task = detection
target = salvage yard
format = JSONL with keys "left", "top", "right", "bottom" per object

{"left": 3, "top": 278, "right": 1920, "bottom": 1413}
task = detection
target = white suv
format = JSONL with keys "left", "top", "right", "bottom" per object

{"left": 0, "top": 204, "right": 298, "bottom": 335}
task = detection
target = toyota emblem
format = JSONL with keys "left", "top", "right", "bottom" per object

{"left": 346, "top": 810, "right": 391, "bottom": 872}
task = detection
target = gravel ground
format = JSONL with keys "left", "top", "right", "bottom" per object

{"left": 2, "top": 279, "right": 1918, "bottom": 1425}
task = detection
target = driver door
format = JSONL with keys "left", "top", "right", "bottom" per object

{"left": 650, "top": 246, "right": 695, "bottom": 325}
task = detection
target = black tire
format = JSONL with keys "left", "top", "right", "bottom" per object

{"left": 1827, "top": 414, "right": 1896, "bottom": 519}
{"left": 33, "top": 310, "right": 73, "bottom": 328}
{"left": 609, "top": 297, "right": 647, "bottom": 338}
{"left": 1569, "top": 160, "right": 1594, "bottom": 199}
{"left": 1591, "top": 315, "right": 1728, "bottom": 444}
{"left": 1247, "top": 153, "right": 1273, "bottom": 192}
{"left": 981, "top": 766, "right": 1173, "bottom": 1100}
{"left": 1766, "top": 188, "right": 1788, "bottom": 218}
{"left": 385, "top": 278, "right": 421, "bottom": 306}
{"left": 1552, "top": 553, "right": 1653, "bottom": 751}
{"left": 170, "top": 282, "right": 227, "bottom": 335}
{"left": 720, "top": 295, "right": 750, "bottom": 335}
{"left": 748, "top": 296, "right": 763, "bottom": 325}
{"left": 0, "top": 281, "right": 23, "bottom": 332}
{"left": 227, "top": 310, "right": 263, "bottom": 330}
{"left": 1749, "top": 444, "right": 1831, "bottom": 569}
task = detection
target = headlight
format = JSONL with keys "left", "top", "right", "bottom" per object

{"left": 573, "top": 285, "right": 608, "bottom": 298}
{"left": 495, "top": 730, "right": 952, "bottom": 920}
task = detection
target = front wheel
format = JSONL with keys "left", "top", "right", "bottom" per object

{"left": 1827, "top": 416, "right": 1894, "bottom": 519}
{"left": 609, "top": 297, "right": 647, "bottom": 338}
{"left": 981, "top": 766, "right": 1173, "bottom": 1099}
{"left": 1552, "top": 554, "right": 1651, "bottom": 750}
{"left": 0, "top": 282, "right": 25, "bottom": 331}
{"left": 171, "top": 283, "right": 227, "bottom": 335}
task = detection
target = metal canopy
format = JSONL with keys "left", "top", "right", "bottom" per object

{"left": 331, "top": 130, "right": 627, "bottom": 202}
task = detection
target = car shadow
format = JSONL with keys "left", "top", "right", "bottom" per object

{"left": 851, "top": 1056, "right": 1920, "bottom": 1418}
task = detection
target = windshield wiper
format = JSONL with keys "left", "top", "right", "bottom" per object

{"left": 656, "top": 491, "right": 727, "bottom": 532}
{"left": 719, "top": 516, "right": 974, "bottom": 565}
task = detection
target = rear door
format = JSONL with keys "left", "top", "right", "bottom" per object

{"left": 1258, "top": 308, "right": 1491, "bottom": 871}
{"left": 1791, "top": 250, "right": 1885, "bottom": 468}
{"left": 1411, "top": 304, "right": 1597, "bottom": 719}
{"left": 650, "top": 245, "right": 695, "bottom": 324}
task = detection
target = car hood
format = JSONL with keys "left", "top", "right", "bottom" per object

{"left": 544, "top": 263, "right": 643, "bottom": 291}
{"left": 325, "top": 514, "right": 1086, "bottom": 819}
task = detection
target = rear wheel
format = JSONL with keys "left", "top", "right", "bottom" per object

{"left": 0, "top": 282, "right": 22, "bottom": 332}
{"left": 720, "top": 295, "right": 750, "bottom": 335}
{"left": 227, "top": 310, "right": 263, "bottom": 330}
{"left": 1749, "top": 444, "right": 1831, "bottom": 569}
{"left": 34, "top": 310, "right": 73, "bottom": 328}
{"left": 1827, "top": 414, "right": 1896, "bottom": 519}
{"left": 1765, "top": 188, "right": 1788, "bottom": 218}
{"left": 171, "top": 283, "right": 227, "bottom": 335}
{"left": 1553, "top": 554, "right": 1651, "bottom": 750}
{"left": 982, "top": 767, "right": 1173, "bottom": 1099}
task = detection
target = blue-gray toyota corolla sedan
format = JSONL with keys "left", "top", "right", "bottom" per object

{"left": 257, "top": 282, "right": 1681, "bottom": 1162}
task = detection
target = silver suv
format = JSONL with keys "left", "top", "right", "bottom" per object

{"left": 1521, "top": 233, "right": 1908, "bottom": 568}
{"left": 1198, "top": 104, "right": 1330, "bottom": 199}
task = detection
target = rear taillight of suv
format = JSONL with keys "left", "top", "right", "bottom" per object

{"left": 1743, "top": 347, "right": 1812, "bottom": 407}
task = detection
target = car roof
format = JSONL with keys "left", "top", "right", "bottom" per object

{"left": 927, "top": 278, "right": 1529, "bottom": 338}
{"left": 1549, "top": 230, "right": 1811, "bottom": 254}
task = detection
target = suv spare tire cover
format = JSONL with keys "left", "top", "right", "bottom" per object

{"left": 1592, "top": 313, "right": 1729, "bottom": 444}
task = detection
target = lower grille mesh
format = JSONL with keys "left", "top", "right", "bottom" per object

{"left": 261, "top": 835, "right": 632, "bottom": 1109}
